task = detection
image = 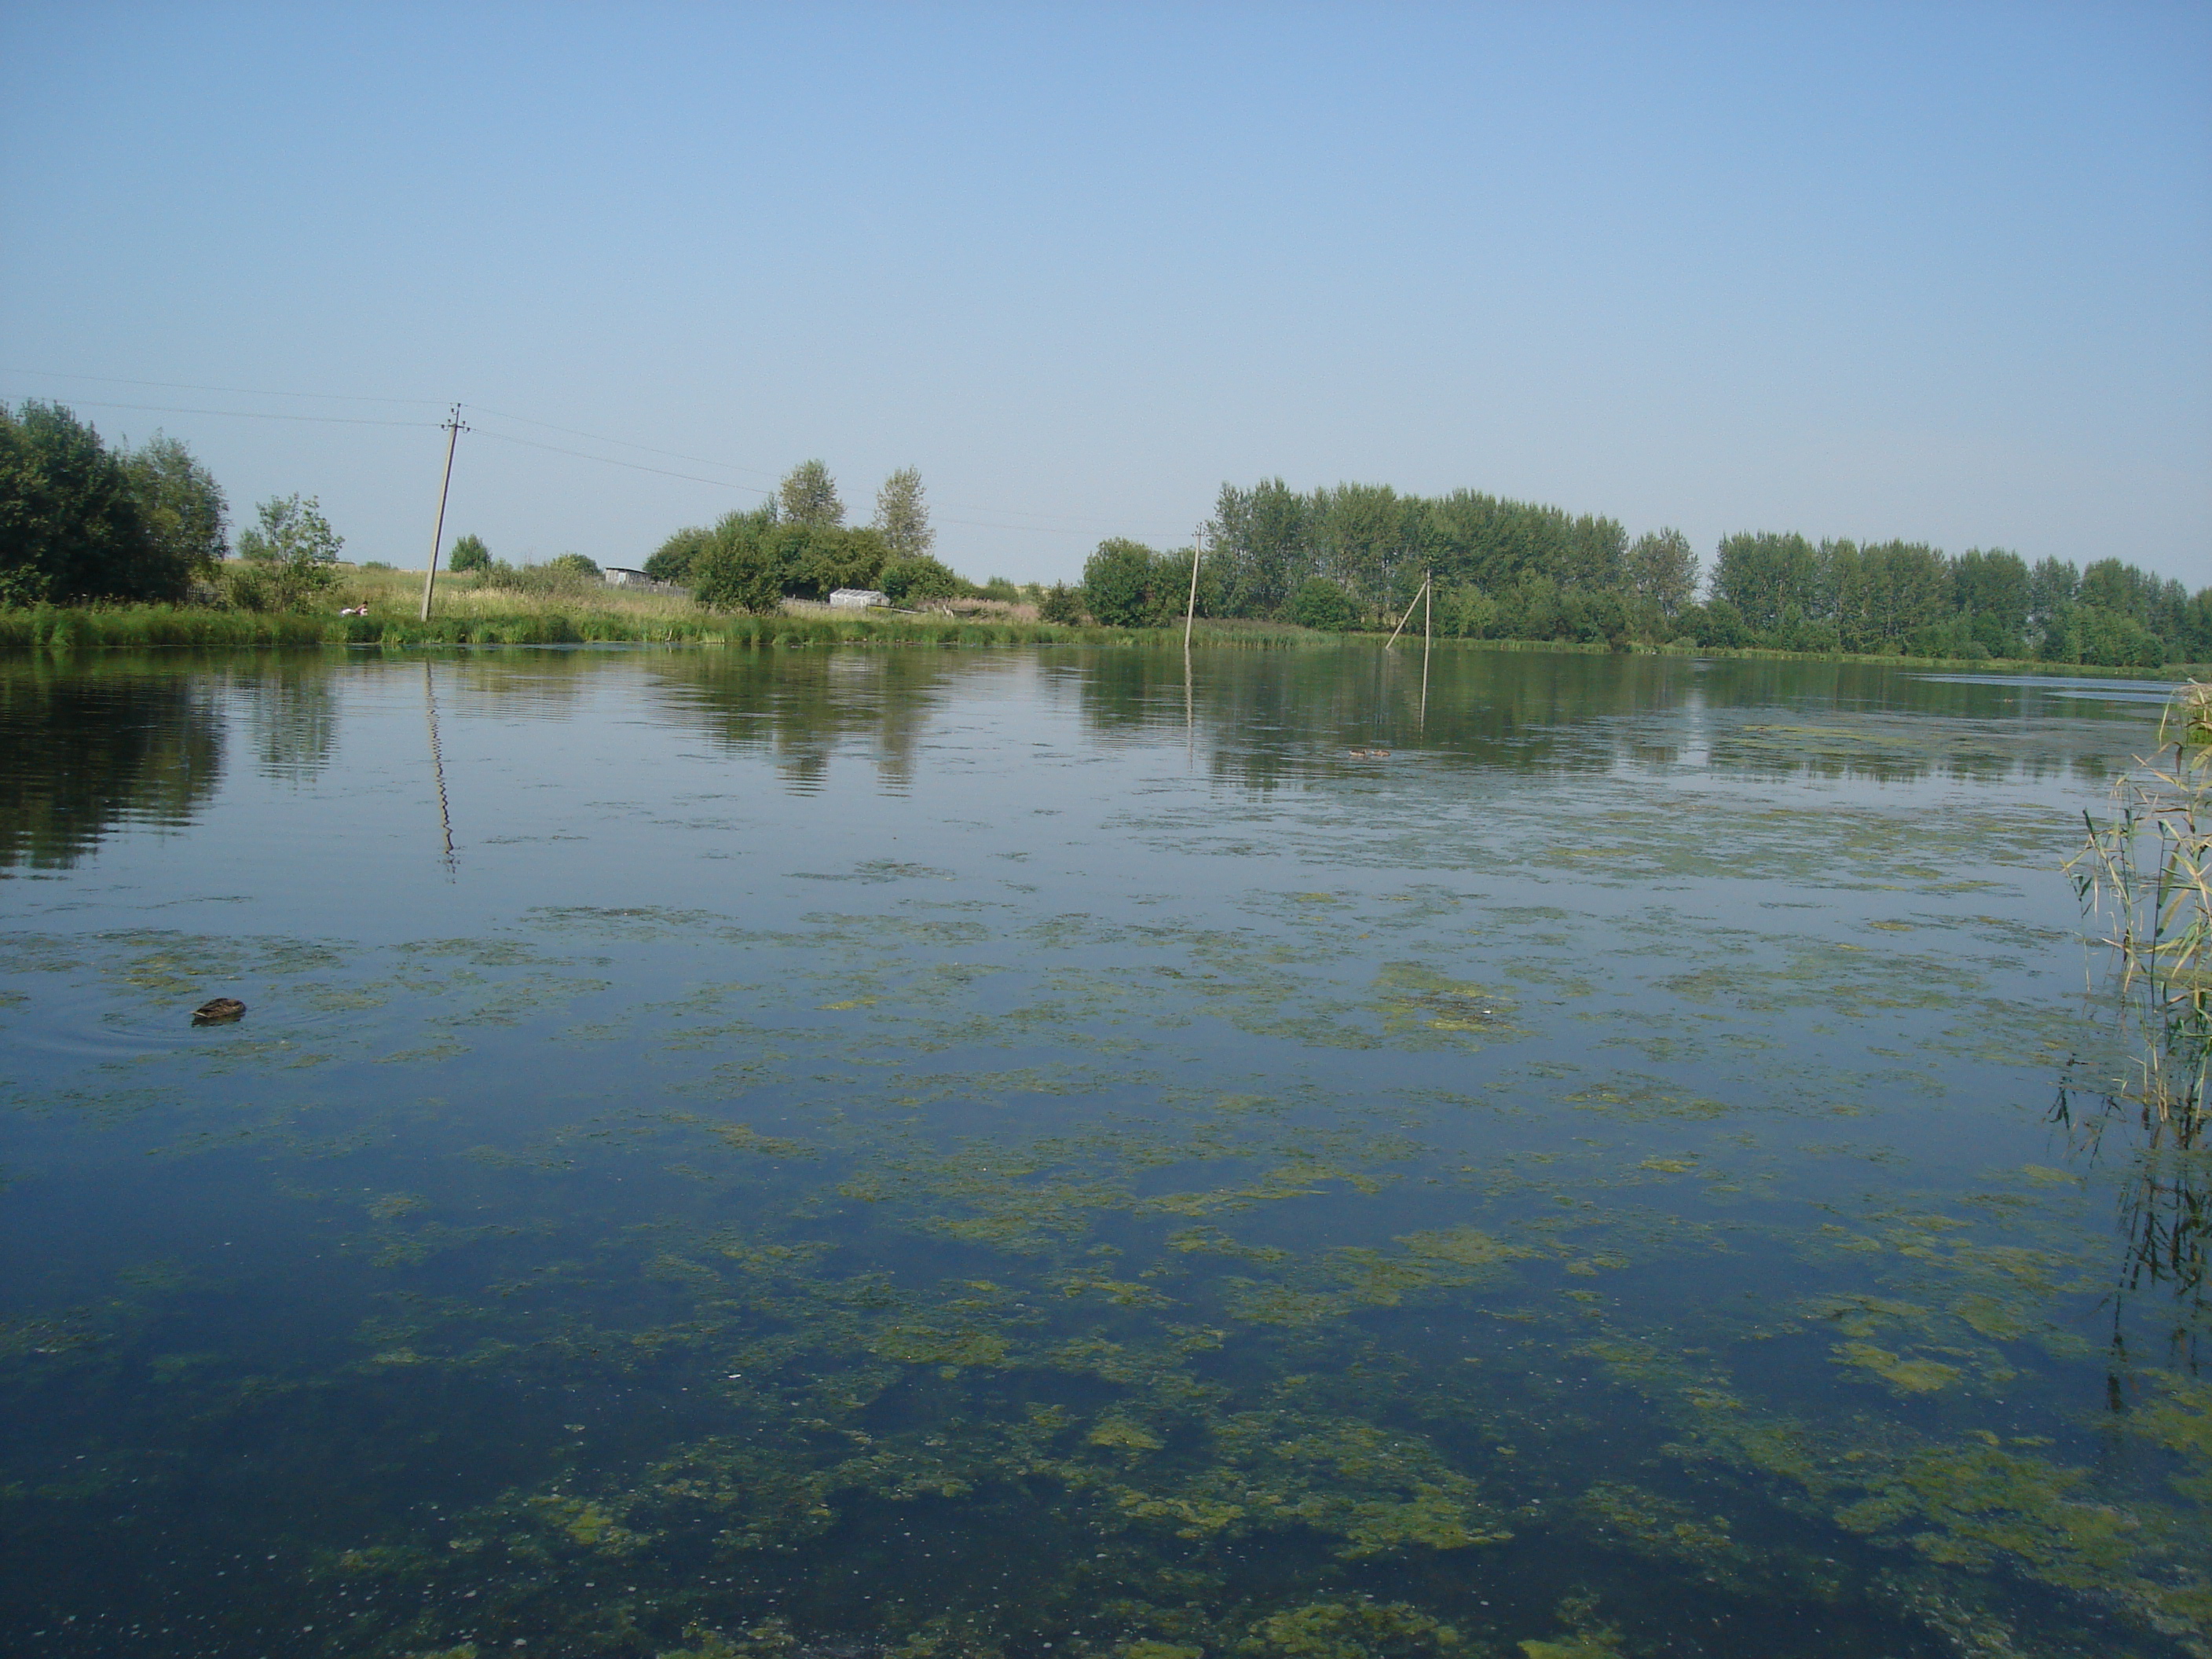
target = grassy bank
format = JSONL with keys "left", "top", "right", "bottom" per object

{"left": 5, "top": 562, "right": 2204, "bottom": 676}
{"left": 0, "top": 598, "right": 1328, "bottom": 653}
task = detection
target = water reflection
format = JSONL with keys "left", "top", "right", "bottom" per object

{"left": 231, "top": 662, "right": 340, "bottom": 782}
{"left": 647, "top": 648, "right": 966, "bottom": 793}
{"left": 0, "top": 658, "right": 224, "bottom": 870}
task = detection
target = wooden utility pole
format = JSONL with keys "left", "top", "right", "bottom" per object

{"left": 418, "top": 405, "right": 468, "bottom": 623}
{"left": 1183, "top": 523, "right": 1204, "bottom": 650}
{"left": 1385, "top": 573, "right": 1430, "bottom": 646}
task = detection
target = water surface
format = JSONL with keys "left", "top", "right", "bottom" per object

{"left": 2, "top": 644, "right": 2204, "bottom": 1659}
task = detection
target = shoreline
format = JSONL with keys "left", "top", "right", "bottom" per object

{"left": 0, "top": 601, "right": 2201, "bottom": 679}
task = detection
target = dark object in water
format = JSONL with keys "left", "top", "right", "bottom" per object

{"left": 191, "top": 998, "right": 247, "bottom": 1026}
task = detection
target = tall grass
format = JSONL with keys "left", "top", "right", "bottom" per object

{"left": 2069, "top": 680, "right": 2212, "bottom": 1146}
{"left": 0, "top": 600, "right": 1332, "bottom": 654}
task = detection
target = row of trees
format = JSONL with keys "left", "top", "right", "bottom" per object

{"left": 1, "top": 401, "right": 229, "bottom": 605}
{"left": 1, "top": 400, "right": 350, "bottom": 612}
{"left": 1705, "top": 533, "right": 2206, "bottom": 665}
{"left": 1073, "top": 476, "right": 2209, "bottom": 666}
{"left": 646, "top": 461, "right": 979, "bottom": 613}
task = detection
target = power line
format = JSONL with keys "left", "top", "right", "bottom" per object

{"left": 471, "top": 427, "right": 1105, "bottom": 536}
{"left": 463, "top": 401, "right": 1121, "bottom": 530}
{"left": 0, "top": 368, "right": 443, "bottom": 406}
{"left": 0, "top": 395, "right": 440, "bottom": 429}
{"left": 462, "top": 403, "right": 783, "bottom": 482}
{"left": 471, "top": 427, "right": 772, "bottom": 496}
{"left": 5, "top": 374, "right": 1155, "bottom": 540}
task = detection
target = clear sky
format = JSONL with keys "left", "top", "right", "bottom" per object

{"left": 3, "top": 2, "right": 2207, "bottom": 586}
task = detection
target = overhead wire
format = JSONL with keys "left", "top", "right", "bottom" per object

{"left": 0, "top": 396, "right": 440, "bottom": 429}
{"left": 0, "top": 368, "right": 444, "bottom": 406}
{"left": 2, "top": 372, "right": 1171, "bottom": 540}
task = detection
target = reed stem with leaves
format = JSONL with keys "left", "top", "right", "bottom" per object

{"left": 2068, "top": 680, "right": 2212, "bottom": 1146}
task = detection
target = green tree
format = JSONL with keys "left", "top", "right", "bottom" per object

{"left": 1290, "top": 575, "right": 1357, "bottom": 632}
{"left": 227, "top": 494, "right": 342, "bottom": 611}
{"left": 549, "top": 552, "right": 601, "bottom": 578}
{"left": 1713, "top": 532, "right": 1821, "bottom": 632}
{"left": 1624, "top": 529, "right": 1697, "bottom": 617}
{"left": 1951, "top": 548, "right": 2029, "bottom": 635}
{"left": 1208, "top": 478, "right": 1311, "bottom": 618}
{"left": 1311, "top": 483, "right": 1410, "bottom": 617}
{"left": 778, "top": 460, "right": 844, "bottom": 528}
{"left": 237, "top": 495, "right": 343, "bottom": 567}
{"left": 881, "top": 552, "right": 967, "bottom": 605}
{"left": 1038, "top": 582, "right": 1086, "bottom": 624}
{"left": 447, "top": 534, "right": 491, "bottom": 573}
{"left": 690, "top": 509, "right": 786, "bottom": 614}
{"left": 646, "top": 524, "right": 712, "bottom": 584}
{"left": 123, "top": 434, "right": 227, "bottom": 579}
{"left": 775, "top": 523, "right": 887, "bottom": 599}
{"left": 872, "top": 467, "right": 933, "bottom": 558}
{"left": 0, "top": 401, "right": 194, "bottom": 605}
{"left": 1082, "top": 538, "right": 1165, "bottom": 627}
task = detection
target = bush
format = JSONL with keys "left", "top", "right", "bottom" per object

{"left": 1038, "top": 582, "right": 1086, "bottom": 624}
{"left": 447, "top": 534, "right": 491, "bottom": 573}
{"left": 549, "top": 552, "right": 600, "bottom": 578}
{"left": 882, "top": 553, "right": 967, "bottom": 605}
{"left": 691, "top": 515, "right": 787, "bottom": 615}
{"left": 1290, "top": 576, "right": 1357, "bottom": 632}
{"left": 777, "top": 523, "right": 887, "bottom": 600}
{"left": 1083, "top": 538, "right": 1164, "bottom": 627}
{"left": 646, "top": 525, "right": 711, "bottom": 584}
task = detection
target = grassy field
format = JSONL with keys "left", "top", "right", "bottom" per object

{"left": 0, "top": 564, "right": 1322, "bottom": 651}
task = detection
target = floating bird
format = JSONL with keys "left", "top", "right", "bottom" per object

{"left": 192, "top": 998, "right": 247, "bottom": 1025}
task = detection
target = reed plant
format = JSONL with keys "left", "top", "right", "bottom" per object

{"left": 2068, "top": 679, "right": 2212, "bottom": 1146}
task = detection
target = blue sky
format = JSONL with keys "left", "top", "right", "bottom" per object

{"left": 3, "top": 2, "right": 2207, "bottom": 585}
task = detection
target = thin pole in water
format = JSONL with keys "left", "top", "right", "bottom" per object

{"left": 1184, "top": 523, "right": 1203, "bottom": 650}
{"left": 418, "top": 405, "right": 469, "bottom": 624}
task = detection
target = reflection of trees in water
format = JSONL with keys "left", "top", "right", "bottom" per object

{"left": 229, "top": 663, "right": 340, "bottom": 782}
{"left": 1075, "top": 646, "right": 1687, "bottom": 789}
{"left": 638, "top": 644, "right": 2158, "bottom": 799}
{"left": 1071, "top": 648, "right": 2161, "bottom": 790}
{"left": 647, "top": 650, "right": 961, "bottom": 791}
{"left": 0, "top": 660, "right": 224, "bottom": 870}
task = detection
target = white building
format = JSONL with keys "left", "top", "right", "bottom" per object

{"left": 829, "top": 588, "right": 888, "bottom": 609}
{"left": 602, "top": 566, "right": 650, "bottom": 587}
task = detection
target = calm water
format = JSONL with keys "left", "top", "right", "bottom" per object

{"left": 1, "top": 644, "right": 2205, "bottom": 1659}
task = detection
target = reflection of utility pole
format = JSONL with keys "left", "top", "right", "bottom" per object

{"left": 1184, "top": 523, "right": 1204, "bottom": 650}
{"left": 423, "top": 661, "right": 456, "bottom": 870}
{"left": 418, "top": 405, "right": 469, "bottom": 623}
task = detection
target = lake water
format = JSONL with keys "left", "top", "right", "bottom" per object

{"left": 2, "top": 644, "right": 2206, "bottom": 1659}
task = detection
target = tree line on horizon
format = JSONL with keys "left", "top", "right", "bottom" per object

{"left": 7, "top": 396, "right": 2205, "bottom": 666}
{"left": 1075, "top": 478, "right": 2209, "bottom": 666}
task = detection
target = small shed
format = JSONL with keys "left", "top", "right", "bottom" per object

{"left": 829, "top": 588, "right": 888, "bottom": 610}
{"left": 602, "top": 566, "right": 650, "bottom": 587}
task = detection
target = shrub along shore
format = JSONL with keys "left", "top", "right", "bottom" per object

{"left": 4, "top": 597, "right": 2203, "bottom": 679}
{"left": 0, "top": 599, "right": 1307, "bottom": 653}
